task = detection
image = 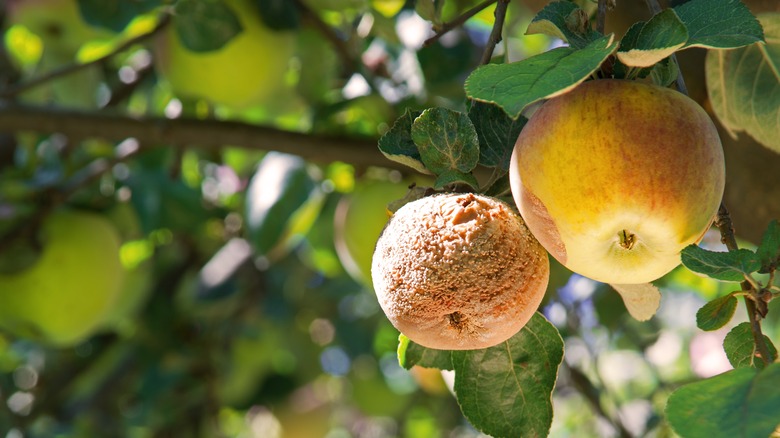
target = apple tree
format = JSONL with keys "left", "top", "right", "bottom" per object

{"left": 0, "top": 0, "right": 779, "bottom": 436}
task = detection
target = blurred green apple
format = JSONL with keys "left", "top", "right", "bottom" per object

{"left": 333, "top": 177, "right": 428, "bottom": 287}
{"left": 6, "top": 0, "right": 110, "bottom": 54}
{"left": 155, "top": 0, "right": 295, "bottom": 109}
{"left": 5, "top": 0, "right": 108, "bottom": 108}
{"left": 0, "top": 210, "right": 125, "bottom": 346}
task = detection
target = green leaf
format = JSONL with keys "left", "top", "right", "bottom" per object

{"left": 705, "top": 13, "right": 780, "bottom": 154}
{"left": 415, "top": 0, "right": 443, "bottom": 25}
{"left": 411, "top": 108, "right": 480, "bottom": 176}
{"left": 77, "top": 0, "right": 161, "bottom": 32}
{"left": 397, "top": 335, "right": 454, "bottom": 371}
{"left": 756, "top": 220, "right": 780, "bottom": 273}
{"left": 649, "top": 56, "right": 679, "bottom": 87}
{"left": 465, "top": 34, "right": 618, "bottom": 119}
{"left": 674, "top": 0, "right": 764, "bottom": 49}
{"left": 724, "top": 322, "right": 778, "bottom": 369}
{"left": 666, "top": 363, "right": 780, "bottom": 438}
{"left": 468, "top": 101, "right": 527, "bottom": 171}
{"left": 255, "top": 0, "right": 299, "bottom": 31}
{"left": 525, "top": 1, "right": 601, "bottom": 49}
{"left": 680, "top": 245, "right": 761, "bottom": 282}
{"left": 451, "top": 313, "right": 564, "bottom": 438}
{"left": 696, "top": 293, "right": 738, "bottom": 331}
{"left": 378, "top": 110, "right": 428, "bottom": 174}
{"left": 433, "top": 169, "right": 479, "bottom": 190}
{"left": 616, "top": 9, "right": 688, "bottom": 68}
{"left": 174, "top": 0, "right": 243, "bottom": 53}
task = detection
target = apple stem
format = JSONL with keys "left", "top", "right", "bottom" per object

{"left": 714, "top": 203, "right": 773, "bottom": 365}
{"left": 618, "top": 230, "right": 636, "bottom": 250}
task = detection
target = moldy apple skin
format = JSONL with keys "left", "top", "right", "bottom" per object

{"left": 509, "top": 79, "right": 725, "bottom": 284}
{"left": 371, "top": 193, "right": 549, "bottom": 350}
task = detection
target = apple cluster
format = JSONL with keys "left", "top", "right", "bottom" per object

{"left": 368, "top": 79, "right": 725, "bottom": 351}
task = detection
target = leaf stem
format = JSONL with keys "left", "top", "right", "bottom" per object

{"left": 0, "top": 14, "right": 171, "bottom": 99}
{"left": 714, "top": 203, "right": 773, "bottom": 365}
{"left": 479, "top": 0, "right": 510, "bottom": 65}
{"left": 423, "top": 0, "right": 498, "bottom": 48}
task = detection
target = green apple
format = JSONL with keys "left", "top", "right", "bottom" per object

{"left": 509, "top": 79, "right": 725, "bottom": 284}
{"left": 5, "top": 0, "right": 110, "bottom": 55}
{"left": 155, "top": 0, "right": 295, "bottom": 109}
{"left": 333, "top": 177, "right": 425, "bottom": 287}
{"left": 0, "top": 210, "right": 125, "bottom": 346}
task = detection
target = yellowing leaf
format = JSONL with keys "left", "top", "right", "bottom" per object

{"left": 609, "top": 283, "right": 661, "bottom": 321}
{"left": 705, "top": 13, "right": 780, "bottom": 153}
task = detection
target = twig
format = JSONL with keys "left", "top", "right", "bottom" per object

{"left": 0, "top": 14, "right": 171, "bottom": 99}
{"left": 714, "top": 203, "right": 773, "bottom": 365}
{"left": 596, "top": 0, "right": 608, "bottom": 35}
{"left": 423, "top": 0, "right": 498, "bottom": 48}
{"left": 478, "top": 0, "right": 510, "bottom": 65}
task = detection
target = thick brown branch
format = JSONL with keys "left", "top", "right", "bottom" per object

{"left": 596, "top": 0, "right": 608, "bottom": 35}
{"left": 0, "top": 104, "right": 390, "bottom": 168}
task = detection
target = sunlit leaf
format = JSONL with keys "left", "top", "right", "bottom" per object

{"left": 666, "top": 363, "right": 780, "bottom": 438}
{"left": 452, "top": 313, "right": 563, "bottom": 438}
{"left": 705, "top": 13, "right": 780, "bottom": 153}
{"left": 674, "top": 0, "right": 764, "bottom": 49}
{"left": 411, "top": 108, "right": 480, "bottom": 175}
{"left": 616, "top": 9, "right": 687, "bottom": 68}
{"left": 465, "top": 34, "right": 618, "bottom": 119}
{"left": 378, "top": 110, "right": 429, "bottom": 174}
{"left": 696, "top": 293, "right": 738, "bottom": 331}
{"left": 397, "top": 335, "right": 454, "bottom": 370}
{"left": 609, "top": 283, "right": 661, "bottom": 321}
{"left": 680, "top": 245, "right": 761, "bottom": 282}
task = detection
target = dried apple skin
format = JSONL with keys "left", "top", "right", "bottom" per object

{"left": 371, "top": 193, "right": 550, "bottom": 350}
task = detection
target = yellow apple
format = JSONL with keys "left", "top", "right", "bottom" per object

{"left": 155, "top": 0, "right": 295, "bottom": 109}
{"left": 0, "top": 210, "right": 125, "bottom": 346}
{"left": 333, "top": 177, "right": 425, "bottom": 287}
{"left": 509, "top": 79, "right": 725, "bottom": 284}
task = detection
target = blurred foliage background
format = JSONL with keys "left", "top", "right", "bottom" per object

{"left": 0, "top": 0, "right": 779, "bottom": 437}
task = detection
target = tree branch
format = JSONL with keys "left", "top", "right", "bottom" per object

{"left": 478, "top": 0, "right": 510, "bottom": 65}
{"left": 423, "top": 0, "right": 498, "bottom": 48}
{"left": 0, "top": 14, "right": 171, "bottom": 99}
{"left": 596, "top": 0, "right": 608, "bottom": 35}
{"left": 0, "top": 104, "right": 391, "bottom": 168}
{"left": 714, "top": 203, "right": 773, "bottom": 365}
